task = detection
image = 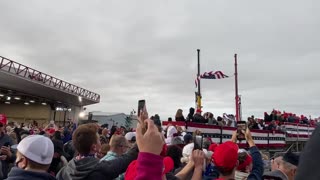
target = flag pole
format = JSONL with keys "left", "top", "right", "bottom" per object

{"left": 234, "top": 54, "right": 240, "bottom": 121}
{"left": 197, "top": 49, "right": 202, "bottom": 110}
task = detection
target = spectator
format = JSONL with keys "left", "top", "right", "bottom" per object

{"left": 0, "top": 122, "right": 15, "bottom": 179}
{"left": 202, "top": 149, "right": 218, "bottom": 179}
{"left": 171, "top": 136, "right": 184, "bottom": 148}
{"left": 100, "top": 135, "right": 129, "bottom": 162}
{"left": 264, "top": 112, "right": 271, "bottom": 122}
{"left": 251, "top": 119, "right": 260, "bottom": 130}
{"left": 181, "top": 141, "right": 194, "bottom": 164}
{"left": 166, "top": 123, "right": 177, "bottom": 144}
{"left": 183, "top": 134, "right": 193, "bottom": 144}
{"left": 210, "top": 129, "right": 263, "bottom": 180}
{"left": 99, "top": 135, "right": 108, "bottom": 145}
{"left": 166, "top": 145, "right": 182, "bottom": 172}
{"left": 271, "top": 156, "right": 283, "bottom": 171}
{"left": 125, "top": 132, "right": 136, "bottom": 148}
{"left": 97, "top": 144, "right": 110, "bottom": 159}
{"left": 101, "top": 128, "right": 110, "bottom": 140}
{"left": 296, "top": 125, "right": 320, "bottom": 180}
{"left": 267, "top": 120, "right": 277, "bottom": 131}
{"left": 48, "top": 139, "right": 65, "bottom": 176}
{"left": 7, "top": 135, "right": 56, "bottom": 180}
{"left": 52, "top": 131, "right": 62, "bottom": 142}
{"left": 168, "top": 117, "right": 173, "bottom": 122}
{"left": 217, "top": 116, "right": 224, "bottom": 126}
{"left": 175, "top": 109, "right": 185, "bottom": 122}
{"left": 56, "top": 123, "right": 138, "bottom": 180}
{"left": 235, "top": 150, "right": 253, "bottom": 180}
{"left": 63, "top": 140, "right": 75, "bottom": 162}
{"left": 202, "top": 137, "right": 212, "bottom": 150}
{"left": 193, "top": 109, "right": 205, "bottom": 123}
{"left": 186, "top": 107, "right": 195, "bottom": 122}
{"left": 257, "top": 119, "right": 266, "bottom": 130}
{"left": 208, "top": 113, "right": 218, "bottom": 125}
{"left": 152, "top": 114, "right": 162, "bottom": 127}
{"left": 100, "top": 135, "right": 129, "bottom": 180}
{"left": 263, "top": 152, "right": 299, "bottom": 180}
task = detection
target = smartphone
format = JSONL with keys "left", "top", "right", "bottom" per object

{"left": 193, "top": 135, "right": 203, "bottom": 150}
{"left": 137, "top": 100, "right": 146, "bottom": 117}
{"left": 237, "top": 121, "right": 247, "bottom": 141}
{"left": 138, "top": 100, "right": 147, "bottom": 134}
{"left": 3, "top": 142, "right": 10, "bottom": 147}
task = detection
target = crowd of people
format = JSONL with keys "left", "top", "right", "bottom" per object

{"left": 0, "top": 107, "right": 319, "bottom": 180}
{"left": 170, "top": 108, "right": 318, "bottom": 132}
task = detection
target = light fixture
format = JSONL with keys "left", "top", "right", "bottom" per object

{"left": 6, "top": 96, "right": 11, "bottom": 101}
{"left": 78, "top": 96, "right": 82, "bottom": 102}
{"left": 24, "top": 102, "right": 29, "bottom": 105}
{"left": 14, "top": 97, "right": 21, "bottom": 100}
{"left": 29, "top": 100, "right": 35, "bottom": 103}
{"left": 79, "top": 111, "right": 85, "bottom": 118}
{"left": 67, "top": 108, "right": 72, "bottom": 112}
{"left": 5, "top": 102, "right": 10, "bottom": 104}
{"left": 41, "top": 102, "right": 47, "bottom": 105}
{"left": 0, "top": 94, "right": 4, "bottom": 97}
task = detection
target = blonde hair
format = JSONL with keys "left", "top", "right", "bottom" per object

{"left": 109, "top": 135, "right": 127, "bottom": 148}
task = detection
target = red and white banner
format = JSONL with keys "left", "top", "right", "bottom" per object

{"left": 162, "top": 121, "right": 286, "bottom": 149}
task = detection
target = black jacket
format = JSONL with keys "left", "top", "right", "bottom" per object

{"left": 6, "top": 167, "right": 56, "bottom": 180}
{"left": 0, "top": 133, "right": 15, "bottom": 179}
{"left": 193, "top": 114, "right": 205, "bottom": 123}
{"left": 56, "top": 146, "right": 138, "bottom": 180}
{"left": 295, "top": 124, "right": 320, "bottom": 180}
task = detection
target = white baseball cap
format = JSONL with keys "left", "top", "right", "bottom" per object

{"left": 17, "top": 135, "right": 54, "bottom": 165}
{"left": 125, "top": 132, "right": 136, "bottom": 141}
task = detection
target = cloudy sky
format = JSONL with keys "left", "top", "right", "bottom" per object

{"left": 0, "top": 0, "right": 319, "bottom": 119}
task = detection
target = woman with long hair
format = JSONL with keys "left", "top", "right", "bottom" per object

{"left": 175, "top": 109, "right": 185, "bottom": 122}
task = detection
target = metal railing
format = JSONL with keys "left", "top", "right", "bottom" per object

{"left": 0, "top": 56, "right": 100, "bottom": 103}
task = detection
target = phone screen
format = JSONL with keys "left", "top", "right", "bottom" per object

{"left": 237, "top": 121, "right": 247, "bottom": 141}
{"left": 137, "top": 100, "right": 146, "bottom": 117}
{"left": 193, "top": 135, "right": 203, "bottom": 150}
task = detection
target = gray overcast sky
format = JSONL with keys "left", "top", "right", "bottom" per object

{"left": 0, "top": 0, "right": 319, "bottom": 119}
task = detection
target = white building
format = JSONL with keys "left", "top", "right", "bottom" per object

{"left": 89, "top": 111, "right": 138, "bottom": 129}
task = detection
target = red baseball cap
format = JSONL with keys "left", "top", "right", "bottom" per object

{"left": 46, "top": 128, "right": 55, "bottom": 135}
{"left": 213, "top": 141, "right": 239, "bottom": 171}
{"left": 237, "top": 153, "right": 252, "bottom": 171}
{"left": 209, "top": 143, "right": 218, "bottom": 152}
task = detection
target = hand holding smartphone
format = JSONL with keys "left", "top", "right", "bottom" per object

{"left": 138, "top": 100, "right": 148, "bottom": 134}
{"left": 236, "top": 121, "right": 247, "bottom": 141}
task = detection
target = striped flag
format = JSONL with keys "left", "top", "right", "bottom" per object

{"left": 195, "top": 71, "right": 229, "bottom": 87}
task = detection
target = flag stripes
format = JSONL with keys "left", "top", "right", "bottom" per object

{"left": 195, "top": 71, "right": 229, "bottom": 87}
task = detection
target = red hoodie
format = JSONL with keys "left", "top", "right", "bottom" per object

{"left": 135, "top": 152, "right": 163, "bottom": 180}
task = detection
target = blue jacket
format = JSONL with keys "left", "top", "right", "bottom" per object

{"left": 247, "top": 146, "right": 264, "bottom": 180}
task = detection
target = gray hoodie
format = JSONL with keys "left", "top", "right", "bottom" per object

{"left": 56, "top": 146, "right": 138, "bottom": 180}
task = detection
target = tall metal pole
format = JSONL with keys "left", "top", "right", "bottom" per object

{"left": 197, "top": 49, "right": 202, "bottom": 110}
{"left": 235, "top": 54, "right": 239, "bottom": 121}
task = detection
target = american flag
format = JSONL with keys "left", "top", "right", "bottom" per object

{"left": 195, "top": 71, "right": 229, "bottom": 87}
